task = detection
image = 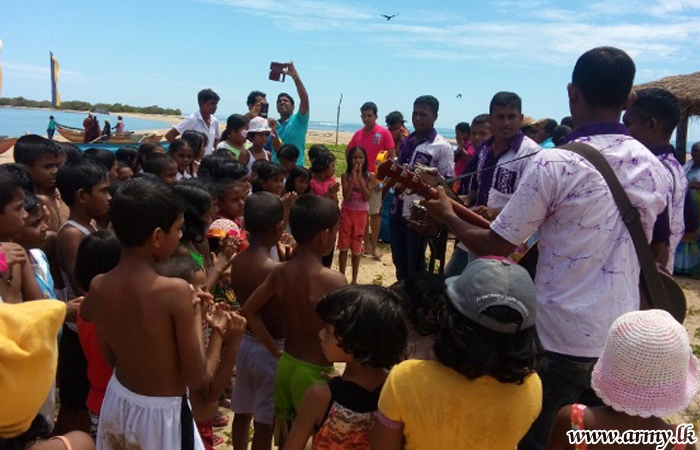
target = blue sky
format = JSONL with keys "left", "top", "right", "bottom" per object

{"left": 2, "top": 0, "right": 700, "bottom": 132}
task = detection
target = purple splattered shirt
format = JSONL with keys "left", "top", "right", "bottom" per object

{"left": 651, "top": 145, "right": 687, "bottom": 272}
{"left": 395, "top": 130, "right": 454, "bottom": 217}
{"left": 491, "top": 123, "right": 668, "bottom": 357}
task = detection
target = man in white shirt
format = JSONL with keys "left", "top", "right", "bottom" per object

{"left": 423, "top": 47, "right": 669, "bottom": 450}
{"left": 165, "top": 89, "right": 220, "bottom": 155}
{"left": 390, "top": 95, "right": 453, "bottom": 281}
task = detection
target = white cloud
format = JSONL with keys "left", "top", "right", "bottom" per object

{"left": 204, "top": 0, "right": 372, "bottom": 20}
{"left": 648, "top": 0, "right": 700, "bottom": 15}
{"left": 201, "top": 0, "right": 700, "bottom": 66}
{"left": 2, "top": 62, "right": 82, "bottom": 80}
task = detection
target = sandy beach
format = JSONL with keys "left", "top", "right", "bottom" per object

{"left": 112, "top": 111, "right": 356, "bottom": 146}
{"left": 1, "top": 111, "right": 698, "bottom": 448}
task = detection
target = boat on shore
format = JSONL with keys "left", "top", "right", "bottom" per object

{"left": 0, "top": 137, "right": 17, "bottom": 155}
{"left": 56, "top": 124, "right": 162, "bottom": 144}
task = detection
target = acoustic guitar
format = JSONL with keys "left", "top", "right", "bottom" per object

{"left": 376, "top": 160, "right": 490, "bottom": 229}
{"left": 377, "top": 160, "right": 687, "bottom": 323}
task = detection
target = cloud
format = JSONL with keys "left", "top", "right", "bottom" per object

{"left": 648, "top": 0, "right": 700, "bottom": 15}
{"left": 202, "top": 0, "right": 700, "bottom": 66}
{"left": 2, "top": 62, "right": 82, "bottom": 80}
{"left": 203, "top": 0, "right": 372, "bottom": 20}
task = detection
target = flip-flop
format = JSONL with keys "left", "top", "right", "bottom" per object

{"left": 212, "top": 412, "right": 229, "bottom": 428}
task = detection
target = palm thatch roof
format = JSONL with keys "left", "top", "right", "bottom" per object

{"left": 635, "top": 71, "right": 700, "bottom": 117}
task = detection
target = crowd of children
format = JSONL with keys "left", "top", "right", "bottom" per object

{"left": 2, "top": 46, "right": 700, "bottom": 450}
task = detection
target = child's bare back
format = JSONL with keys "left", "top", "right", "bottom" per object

{"left": 230, "top": 245, "right": 285, "bottom": 340}
{"left": 92, "top": 259, "right": 204, "bottom": 397}
{"left": 270, "top": 253, "right": 346, "bottom": 365}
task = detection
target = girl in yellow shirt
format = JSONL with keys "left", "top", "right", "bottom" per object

{"left": 371, "top": 257, "right": 544, "bottom": 450}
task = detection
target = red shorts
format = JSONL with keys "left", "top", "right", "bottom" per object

{"left": 338, "top": 209, "right": 368, "bottom": 255}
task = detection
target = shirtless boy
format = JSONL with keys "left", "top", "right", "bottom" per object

{"left": 54, "top": 158, "right": 111, "bottom": 435}
{"left": 91, "top": 178, "right": 209, "bottom": 450}
{"left": 230, "top": 192, "right": 286, "bottom": 450}
{"left": 242, "top": 194, "right": 347, "bottom": 433}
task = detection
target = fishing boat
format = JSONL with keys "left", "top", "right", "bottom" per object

{"left": 0, "top": 137, "right": 17, "bottom": 155}
{"left": 56, "top": 124, "right": 162, "bottom": 144}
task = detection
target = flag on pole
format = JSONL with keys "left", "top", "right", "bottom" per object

{"left": 0, "top": 39, "right": 4, "bottom": 98}
{"left": 50, "top": 52, "right": 60, "bottom": 108}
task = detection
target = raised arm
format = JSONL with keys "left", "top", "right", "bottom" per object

{"left": 198, "top": 309, "right": 246, "bottom": 402}
{"left": 241, "top": 271, "right": 282, "bottom": 358}
{"left": 287, "top": 63, "right": 309, "bottom": 115}
{"left": 164, "top": 127, "right": 180, "bottom": 143}
{"left": 172, "top": 281, "right": 207, "bottom": 391}
{"left": 423, "top": 188, "right": 515, "bottom": 257}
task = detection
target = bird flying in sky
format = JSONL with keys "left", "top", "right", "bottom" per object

{"left": 456, "top": 93, "right": 462, "bottom": 99}
{"left": 380, "top": 13, "right": 399, "bottom": 21}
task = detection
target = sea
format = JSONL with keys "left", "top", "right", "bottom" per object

{"left": 0, "top": 107, "right": 173, "bottom": 137}
{"left": 0, "top": 107, "right": 457, "bottom": 140}
{"left": 4, "top": 106, "right": 697, "bottom": 151}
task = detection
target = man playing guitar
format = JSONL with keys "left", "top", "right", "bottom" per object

{"left": 389, "top": 95, "right": 453, "bottom": 281}
{"left": 423, "top": 47, "right": 669, "bottom": 450}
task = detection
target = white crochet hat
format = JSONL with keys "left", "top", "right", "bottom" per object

{"left": 247, "top": 117, "right": 271, "bottom": 133}
{"left": 591, "top": 309, "right": 699, "bottom": 418}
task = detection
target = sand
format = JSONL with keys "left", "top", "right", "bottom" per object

{"left": 2, "top": 111, "right": 698, "bottom": 447}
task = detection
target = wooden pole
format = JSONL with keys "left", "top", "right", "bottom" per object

{"left": 335, "top": 94, "right": 343, "bottom": 146}
{"left": 676, "top": 111, "right": 689, "bottom": 164}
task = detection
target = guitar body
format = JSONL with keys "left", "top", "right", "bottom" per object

{"left": 518, "top": 241, "right": 687, "bottom": 323}
{"left": 654, "top": 272, "right": 686, "bottom": 323}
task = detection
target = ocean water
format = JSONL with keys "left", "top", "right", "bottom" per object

{"left": 214, "top": 116, "right": 457, "bottom": 139}
{"left": 0, "top": 107, "right": 173, "bottom": 137}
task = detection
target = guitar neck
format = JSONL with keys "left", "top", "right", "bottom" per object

{"left": 450, "top": 198, "right": 491, "bottom": 229}
{"left": 409, "top": 180, "right": 492, "bottom": 230}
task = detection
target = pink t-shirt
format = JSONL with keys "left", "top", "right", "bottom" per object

{"left": 347, "top": 124, "right": 395, "bottom": 173}
{"left": 342, "top": 175, "right": 370, "bottom": 212}
{"left": 454, "top": 141, "right": 476, "bottom": 177}
{"left": 310, "top": 177, "right": 337, "bottom": 197}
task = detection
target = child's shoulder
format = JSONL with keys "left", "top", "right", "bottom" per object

{"left": 150, "top": 272, "right": 192, "bottom": 298}
{"left": 320, "top": 266, "right": 347, "bottom": 283}
{"left": 97, "top": 265, "right": 191, "bottom": 301}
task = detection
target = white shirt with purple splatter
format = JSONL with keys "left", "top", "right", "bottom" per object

{"left": 655, "top": 149, "right": 687, "bottom": 273}
{"left": 491, "top": 125, "right": 668, "bottom": 357}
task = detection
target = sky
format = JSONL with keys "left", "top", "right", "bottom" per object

{"left": 2, "top": 0, "right": 700, "bottom": 132}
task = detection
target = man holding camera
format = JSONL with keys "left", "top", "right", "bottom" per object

{"left": 273, "top": 62, "right": 309, "bottom": 166}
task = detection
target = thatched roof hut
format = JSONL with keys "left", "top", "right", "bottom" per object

{"left": 635, "top": 71, "right": 700, "bottom": 163}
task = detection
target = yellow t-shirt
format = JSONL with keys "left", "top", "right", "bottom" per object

{"left": 378, "top": 359, "right": 542, "bottom": 450}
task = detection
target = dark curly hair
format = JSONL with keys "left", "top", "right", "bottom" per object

{"left": 310, "top": 151, "right": 335, "bottom": 176}
{"left": 433, "top": 300, "right": 542, "bottom": 384}
{"left": 74, "top": 230, "right": 121, "bottom": 292}
{"left": 391, "top": 272, "right": 445, "bottom": 337}
{"left": 172, "top": 181, "right": 212, "bottom": 243}
{"left": 315, "top": 285, "right": 407, "bottom": 369}
{"left": 214, "top": 161, "right": 248, "bottom": 181}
